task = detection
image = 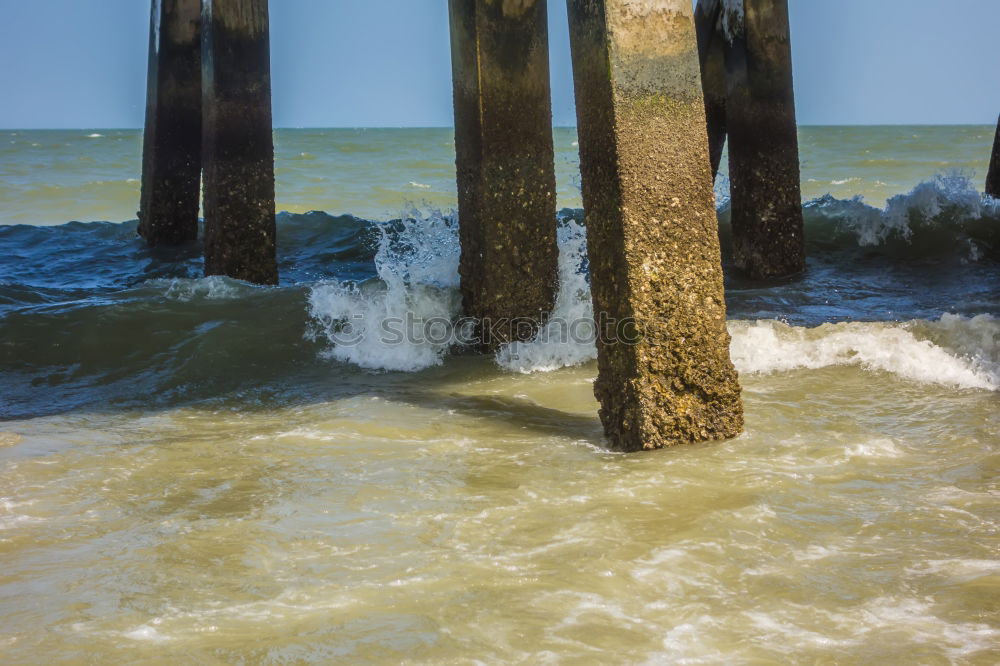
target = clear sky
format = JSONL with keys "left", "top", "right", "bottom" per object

{"left": 0, "top": 0, "right": 997, "bottom": 129}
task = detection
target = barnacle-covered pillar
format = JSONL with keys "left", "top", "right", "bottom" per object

{"left": 695, "top": 0, "right": 727, "bottom": 181}
{"left": 724, "top": 0, "right": 805, "bottom": 278}
{"left": 201, "top": 0, "right": 278, "bottom": 285}
{"left": 566, "top": 0, "right": 744, "bottom": 451}
{"left": 139, "top": 0, "right": 203, "bottom": 245}
{"left": 986, "top": 115, "right": 1000, "bottom": 199}
{"left": 448, "top": 0, "right": 559, "bottom": 349}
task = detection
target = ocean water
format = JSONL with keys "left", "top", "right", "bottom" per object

{"left": 1, "top": 126, "right": 998, "bottom": 663}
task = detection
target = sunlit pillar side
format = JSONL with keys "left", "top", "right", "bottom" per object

{"left": 566, "top": 0, "right": 744, "bottom": 451}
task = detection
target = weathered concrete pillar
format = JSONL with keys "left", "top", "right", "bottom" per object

{"left": 695, "top": 0, "right": 727, "bottom": 181}
{"left": 448, "top": 0, "right": 559, "bottom": 349}
{"left": 201, "top": 0, "right": 277, "bottom": 285}
{"left": 986, "top": 115, "right": 1000, "bottom": 199}
{"left": 138, "top": 0, "right": 202, "bottom": 245}
{"left": 724, "top": 0, "right": 805, "bottom": 279}
{"left": 566, "top": 0, "right": 743, "bottom": 451}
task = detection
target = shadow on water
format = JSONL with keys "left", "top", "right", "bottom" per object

{"left": 0, "top": 359, "right": 608, "bottom": 449}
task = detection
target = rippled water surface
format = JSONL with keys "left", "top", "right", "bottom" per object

{"left": 1, "top": 126, "right": 998, "bottom": 663}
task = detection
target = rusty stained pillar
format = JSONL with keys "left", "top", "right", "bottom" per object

{"left": 986, "top": 115, "right": 1000, "bottom": 199}
{"left": 139, "top": 0, "right": 202, "bottom": 245}
{"left": 566, "top": 0, "right": 743, "bottom": 451}
{"left": 724, "top": 0, "right": 805, "bottom": 279}
{"left": 201, "top": 0, "right": 277, "bottom": 285}
{"left": 448, "top": 0, "right": 560, "bottom": 349}
{"left": 695, "top": 0, "right": 727, "bottom": 181}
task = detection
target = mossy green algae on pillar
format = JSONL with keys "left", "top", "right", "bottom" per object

{"left": 139, "top": 0, "right": 202, "bottom": 245}
{"left": 694, "top": 0, "right": 727, "bottom": 181}
{"left": 566, "top": 0, "right": 743, "bottom": 451}
{"left": 986, "top": 115, "right": 1000, "bottom": 199}
{"left": 723, "top": 0, "right": 805, "bottom": 279}
{"left": 448, "top": 0, "right": 559, "bottom": 349}
{"left": 201, "top": 0, "right": 277, "bottom": 285}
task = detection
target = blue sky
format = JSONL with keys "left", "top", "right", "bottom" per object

{"left": 0, "top": 0, "right": 997, "bottom": 128}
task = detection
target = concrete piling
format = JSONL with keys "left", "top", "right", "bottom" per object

{"left": 723, "top": 0, "right": 805, "bottom": 279}
{"left": 987, "top": 115, "right": 1000, "bottom": 199}
{"left": 138, "top": 0, "right": 203, "bottom": 245}
{"left": 201, "top": 0, "right": 278, "bottom": 285}
{"left": 694, "top": 0, "right": 728, "bottom": 181}
{"left": 566, "top": 0, "right": 744, "bottom": 451}
{"left": 448, "top": 0, "right": 560, "bottom": 349}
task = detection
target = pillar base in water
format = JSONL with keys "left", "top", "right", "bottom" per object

{"left": 138, "top": 0, "right": 202, "bottom": 246}
{"left": 567, "top": 0, "right": 744, "bottom": 451}
{"left": 448, "top": 0, "right": 559, "bottom": 350}
{"left": 725, "top": 0, "right": 805, "bottom": 279}
{"left": 201, "top": 0, "right": 277, "bottom": 286}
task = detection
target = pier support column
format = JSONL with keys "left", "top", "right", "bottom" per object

{"left": 201, "top": 0, "right": 277, "bottom": 285}
{"left": 138, "top": 0, "right": 202, "bottom": 245}
{"left": 724, "top": 0, "right": 805, "bottom": 279}
{"left": 448, "top": 0, "right": 559, "bottom": 349}
{"left": 566, "top": 0, "right": 743, "bottom": 451}
{"left": 695, "top": 0, "right": 727, "bottom": 181}
{"left": 987, "top": 115, "right": 1000, "bottom": 199}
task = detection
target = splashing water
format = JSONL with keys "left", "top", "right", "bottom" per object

{"left": 496, "top": 219, "right": 597, "bottom": 373}
{"left": 307, "top": 207, "right": 462, "bottom": 372}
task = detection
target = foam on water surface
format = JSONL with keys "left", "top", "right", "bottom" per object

{"left": 303, "top": 204, "right": 998, "bottom": 391}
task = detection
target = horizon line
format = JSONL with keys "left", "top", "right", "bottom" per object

{"left": 2, "top": 122, "right": 997, "bottom": 132}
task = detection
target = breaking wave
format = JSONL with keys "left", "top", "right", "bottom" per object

{"left": 1, "top": 175, "right": 998, "bottom": 418}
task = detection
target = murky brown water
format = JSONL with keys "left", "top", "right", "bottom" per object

{"left": 2, "top": 357, "right": 998, "bottom": 663}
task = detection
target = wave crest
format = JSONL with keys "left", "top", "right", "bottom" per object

{"left": 729, "top": 315, "right": 998, "bottom": 390}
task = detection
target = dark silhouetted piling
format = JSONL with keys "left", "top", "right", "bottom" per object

{"left": 695, "top": 0, "right": 727, "bottom": 181}
{"left": 201, "top": 0, "right": 277, "bottom": 285}
{"left": 724, "top": 0, "right": 805, "bottom": 279}
{"left": 448, "top": 0, "right": 559, "bottom": 349}
{"left": 566, "top": 0, "right": 743, "bottom": 451}
{"left": 139, "top": 0, "right": 202, "bottom": 245}
{"left": 987, "top": 115, "right": 1000, "bottom": 199}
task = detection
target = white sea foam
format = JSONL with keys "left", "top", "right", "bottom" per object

{"left": 830, "top": 172, "right": 999, "bottom": 247}
{"left": 501, "top": 305, "right": 997, "bottom": 392}
{"left": 123, "top": 624, "right": 171, "bottom": 643}
{"left": 305, "top": 204, "right": 996, "bottom": 390}
{"left": 907, "top": 559, "right": 1000, "bottom": 581}
{"left": 308, "top": 208, "right": 462, "bottom": 372}
{"left": 86, "top": 133, "right": 104, "bottom": 138}
{"left": 496, "top": 220, "right": 597, "bottom": 373}
{"left": 729, "top": 316, "right": 998, "bottom": 390}
{"left": 148, "top": 276, "right": 252, "bottom": 301}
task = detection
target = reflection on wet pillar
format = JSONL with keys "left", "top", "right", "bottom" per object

{"left": 448, "top": 0, "right": 559, "bottom": 350}
{"left": 695, "top": 0, "right": 727, "bottom": 181}
{"left": 138, "top": 0, "right": 202, "bottom": 245}
{"left": 201, "top": 0, "right": 278, "bottom": 285}
{"left": 724, "top": 0, "right": 805, "bottom": 279}
{"left": 566, "top": 0, "right": 744, "bottom": 451}
{"left": 987, "top": 115, "right": 1000, "bottom": 199}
